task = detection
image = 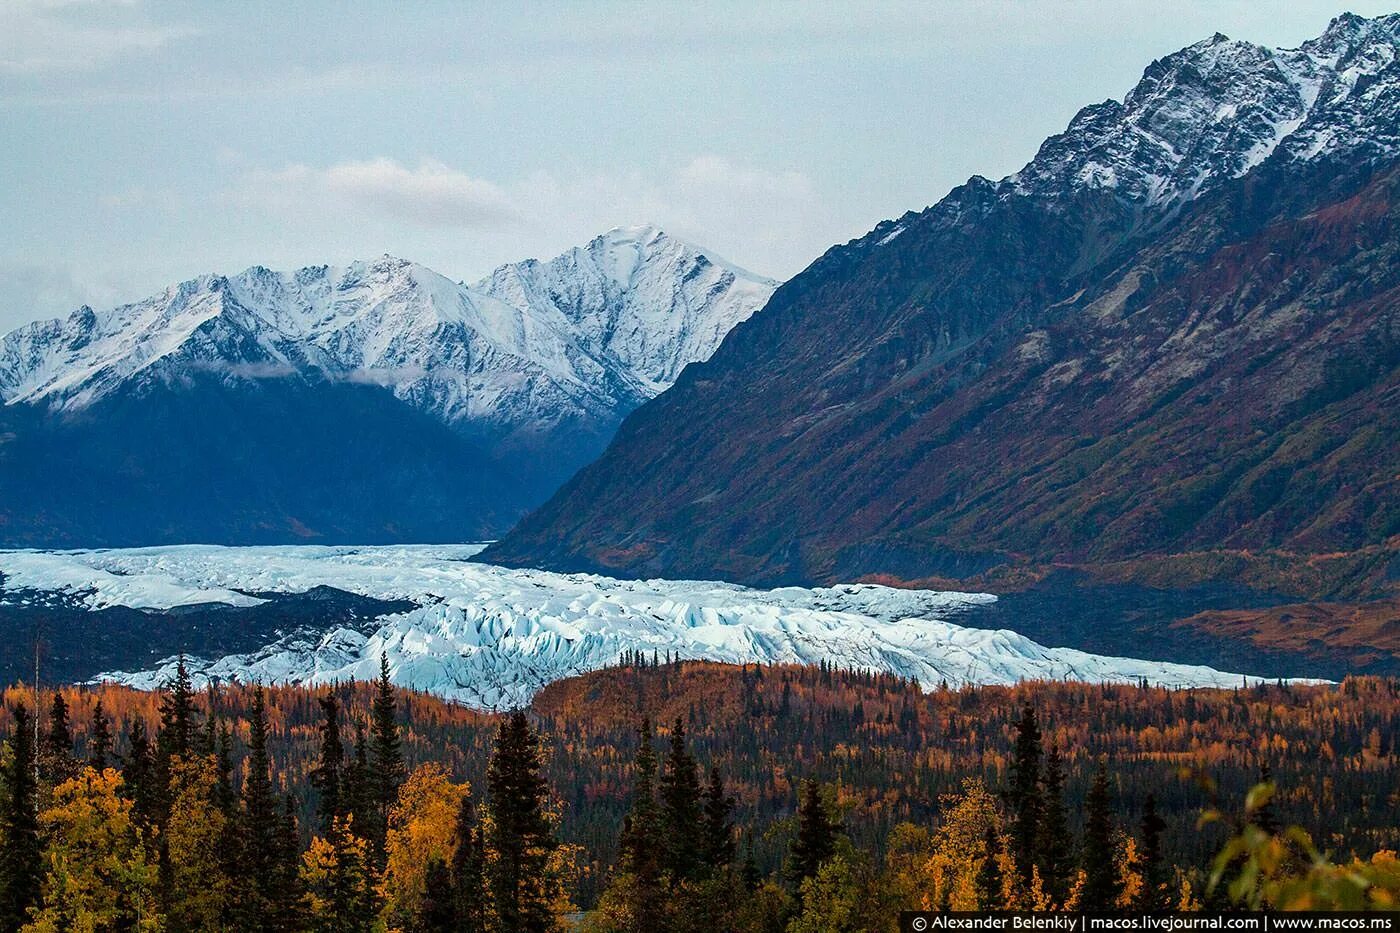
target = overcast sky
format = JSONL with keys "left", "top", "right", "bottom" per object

{"left": 2, "top": 1, "right": 1395, "bottom": 333}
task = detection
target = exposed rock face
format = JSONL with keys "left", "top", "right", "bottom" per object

{"left": 484, "top": 15, "right": 1400, "bottom": 597}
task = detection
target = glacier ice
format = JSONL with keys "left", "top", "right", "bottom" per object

{"left": 0, "top": 545, "right": 1310, "bottom": 709}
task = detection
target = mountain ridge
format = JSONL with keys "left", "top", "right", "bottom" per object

{"left": 0, "top": 227, "right": 778, "bottom": 547}
{"left": 482, "top": 13, "right": 1400, "bottom": 615}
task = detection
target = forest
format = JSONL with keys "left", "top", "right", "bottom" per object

{"left": 0, "top": 657, "right": 1398, "bottom": 931}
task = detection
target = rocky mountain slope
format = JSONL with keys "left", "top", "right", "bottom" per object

{"left": 484, "top": 15, "right": 1400, "bottom": 612}
{"left": 0, "top": 226, "right": 776, "bottom": 546}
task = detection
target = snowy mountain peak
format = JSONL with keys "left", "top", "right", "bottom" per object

{"left": 1008, "top": 12, "right": 1400, "bottom": 209}
{"left": 477, "top": 225, "right": 779, "bottom": 387}
{"left": 0, "top": 230, "right": 779, "bottom": 430}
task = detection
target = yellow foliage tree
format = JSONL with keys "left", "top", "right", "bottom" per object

{"left": 165, "top": 756, "right": 234, "bottom": 932}
{"left": 23, "top": 768, "right": 161, "bottom": 933}
{"left": 380, "top": 763, "right": 468, "bottom": 930}
{"left": 301, "top": 815, "right": 375, "bottom": 933}
{"left": 916, "top": 779, "right": 1002, "bottom": 911}
{"left": 1115, "top": 835, "right": 1144, "bottom": 909}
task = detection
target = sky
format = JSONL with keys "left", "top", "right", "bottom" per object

{"left": 2, "top": 1, "right": 1396, "bottom": 334}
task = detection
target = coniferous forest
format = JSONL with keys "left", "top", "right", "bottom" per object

{"left": 1, "top": 658, "right": 1398, "bottom": 931}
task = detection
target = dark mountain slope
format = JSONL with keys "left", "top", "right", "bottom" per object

{"left": 0, "top": 375, "right": 516, "bottom": 546}
{"left": 485, "top": 18, "right": 1400, "bottom": 600}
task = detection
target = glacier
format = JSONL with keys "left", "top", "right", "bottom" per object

{"left": 0, "top": 545, "right": 1309, "bottom": 709}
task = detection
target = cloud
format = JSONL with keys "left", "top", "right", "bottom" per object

{"left": 240, "top": 158, "right": 521, "bottom": 229}
{"left": 1, "top": 0, "right": 195, "bottom": 74}
{"left": 341, "top": 366, "right": 428, "bottom": 386}
{"left": 187, "top": 360, "right": 298, "bottom": 380}
{"left": 0, "top": 261, "right": 95, "bottom": 335}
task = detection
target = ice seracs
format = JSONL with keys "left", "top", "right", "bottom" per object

{"left": 0, "top": 545, "right": 1310, "bottom": 709}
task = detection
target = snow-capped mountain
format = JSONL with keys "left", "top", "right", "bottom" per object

{"left": 1009, "top": 12, "right": 1400, "bottom": 209}
{"left": 0, "top": 228, "right": 778, "bottom": 547}
{"left": 0, "top": 545, "right": 1304, "bottom": 709}
{"left": 484, "top": 12, "right": 1400, "bottom": 613}
{"left": 0, "top": 226, "right": 776, "bottom": 430}
{"left": 477, "top": 224, "right": 779, "bottom": 391}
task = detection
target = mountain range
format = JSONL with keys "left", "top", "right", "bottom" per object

{"left": 484, "top": 14, "right": 1400, "bottom": 661}
{"left": 0, "top": 225, "right": 776, "bottom": 546}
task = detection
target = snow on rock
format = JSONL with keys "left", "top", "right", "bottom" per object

{"left": 1009, "top": 13, "right": 1400, "bottom": 209}
{"left": 0, "top": 229, "right": 778, "bottom": 439}
{"left": 0, "top": 545, "right": 1305, "bottom": 709}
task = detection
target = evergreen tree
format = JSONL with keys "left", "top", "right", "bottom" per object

{"left": 740, "top": 833, "right": 761, "bottom": 892}
{"left": 120, "top": 716, "right": 158, "bottom": 829}
{"left": 311, "top": 694, "right": 345, "bottom": 834}
{"left": 701, "top": 766, "right": 736, "bottom": 872}
{"left": 301, "top": 814, "right": 374, "bottom": 933}
{"left": 1136, "top": 793, "right": 1169, "bottom": 911}
{"left": 369, "top": 653, "right": 405, "bottom": 862}
{"left": 487, "top": 710, "right": 556, "bottom": 933}
{"left": 157, "top": 656, "right": 198, "bottom": 762}
{"left": 213, "top": 720, "right": 237, "bottom": 817}
{"left": 238, "top": 685, "right": 286, "bottom": 929}
{"left": 617, "top": 718, "right": 665, "bottom": 929}
{"left": 419, "top": 856, "right": 456, "bottom": 931}
{"left": 87, "top": 699, "right": 113, "bottom": 772}
{"left": 344, "top": 719, "right": 372, "bottom": 835}
{"left": 0, "top": 705, "right": 42, "bottom": 933}
{"left": 1080, "top": 761, "right": 1121, "bottom": 910}
{"left": 1036, "top": 744, "right": 1074, "bottom": 906}
{"left": 40, "top": 691, "right": 77, "bottom": 785}
{"left": 659, "top": 717, "right": 703, "bottom": 883}
{"left": 273, "top": 795, "right": 308, "bottom": 931}
{"left": 790, "top": 780, "right": 837, "bottom": 895}
{"left": 976, "top": 827, "right": 1004, "bottom": 909}
{"left": 1007, "top": 705, "right": 1043, "bottom": 885}
{"left": 451, "top": 792, "right": 487, "bottom": 932}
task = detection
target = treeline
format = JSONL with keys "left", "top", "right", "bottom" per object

{"left": 0, "top": 660, "right": 1397, "bottom": 930}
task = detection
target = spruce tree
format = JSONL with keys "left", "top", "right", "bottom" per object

{"left": 344, "top": 719, "right": 372, "bottom": 835}
{"left": 273, "top": 795, "right": 308, "bottom": 930}
{"left": 976, "top": 827, "right": 1005, "bottom": 910}
{"left": 659, "top": 717, "right": 703, "bottom": 883}
{"left": 88, "top": 698, "right": 113, "bottom": 772}
{"left": 238, "top": 685, "right": 285, "bottom": 929}
{"left": 1036, "top": 744, "right": 1074, "bottom": 906}
{"left": 311, "top": 694, "right": 345, "bottom": 834}
{"left": 1080, "top": 761, "right": 1121, "bottom": 910}
{"left": 451, "top": 792, "right": 487, "bottom": 931}
{"left": 1137, "top": 793, "right": 1169, "bottom": 911}
{"left": 369, "top": 653, "right": 405, "bottom": 862}
{"left": 157, "top": 656, "right": 198, "bottom": 762}
{"left": 41, "top": 691, "right": 77, "bottom": 784}
{"left": 701, "top": 766, "right": 736, "bottom": 872}
{"left": 419, "top": 857, "right": 456, "bottom": 931}
{"left": 740, "top": 833, "right": 761, "bottom": 892}
{"left": 0, "top": 705, "right": 42, "bottom": 933}
{"left": 618, "top": 718, "right": 665, "bottom": 928}
{"left": 789, "top": 779, "right": 836, "bottom": 894}
{"left": 1007, "top": 705, "right": 1043, "bottom": 885}
{"left": 487, "top": 710, "right": 556, "bottom": 933}
{"left": 121, "top": 716, "right": 158, "bottom": 828}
